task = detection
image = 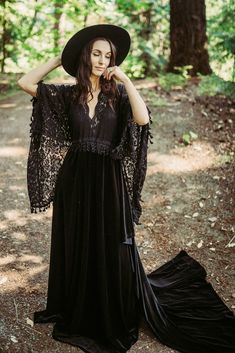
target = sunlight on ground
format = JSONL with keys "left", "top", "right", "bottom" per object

{"left": 8, "top": 185, "right": 25, "bottom": 191}
{"left": 0, "top": 264, "right": 47, "bottom": 293}
{"left": 10, "top": 231, "right": 27, "bottom": 242}
{"left": 147, "top": 141, "right": 219, "bottom": 175}
{"left": 0, "top": 103, "right": 17, "bottom": 108}
{"left": 135, "top": 80, "right": 157, "bottom": 90}
{"left": 7, "top": 138, "right": 22, "bottom": 144}
{"left": 0, "top": 146, "right": 27, "bottom": 157}
{"left": 0, "top": 207, "right": 52, "bottom": 231}
{"left": 0, "top": 255, "right": 16, "bottom": 266}
{"left": 0, "top": 207, "right": 51, "bottom": 292}
{"left": 19, "top": 254, "right": 43, "bottom": 264}
{"left": 4, "top": 209, "right": 23, "bottom": 220}
{"left": 15, "top": 103, "right": 34, "bottom": 111}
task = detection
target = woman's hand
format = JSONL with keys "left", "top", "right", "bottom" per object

{"left": 103, "top": 66, "right": 130, "bottom": 83}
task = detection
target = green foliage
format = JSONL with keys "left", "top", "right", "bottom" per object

{"left": 181, "top": 131, "right": 198, "bottom": 146}
{"left": 115, "top": 0, "right": 169, "bottom": 77}
{"left": 197, "top": 73, "right": 235, "bottom": 98}
{"left": 0, "top": 0, "right": 234, "bottom": 86}
{"left": 173, "top": 66, "right": 193, "bottom": 78}
{"left": 207, "top": 0, "right": 235, "bottom": 81}
{"left": 0, "top": 0, "right": 171, "bottom": 78}
{"left": 158, "top": 73, "right": 187, "bottom": 91}
{"left": 122, "top": 55, "right": 145, "bottom": 78}
{"left": 157, "top": 66, "right": 192, "bottom": 91}
{"left": 150, "top": 97, "right": 168, "bottom": 107}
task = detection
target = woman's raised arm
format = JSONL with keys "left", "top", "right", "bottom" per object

{"left": 17, "top": 55, "right": 61, "bottom": 97}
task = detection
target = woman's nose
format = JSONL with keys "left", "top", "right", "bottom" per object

{"left": 98, "top": 55, "right": 105, "bottom": 64}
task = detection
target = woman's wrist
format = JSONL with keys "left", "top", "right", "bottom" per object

{"left": 122, "top": 76, "right": 132, "bottom": 86}
{"left": 122, "top": 76, "right": 131, "bottom": 85}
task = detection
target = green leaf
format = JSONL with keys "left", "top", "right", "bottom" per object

{"left": 182, "top": 133, "right": 191, "bottom": 146}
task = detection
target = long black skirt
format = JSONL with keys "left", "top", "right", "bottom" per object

{"left": 34, "top": 147, "right": 235, "bottom": 353}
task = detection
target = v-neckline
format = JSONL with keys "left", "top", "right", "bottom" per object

{"left": 85, "top": 90, "right": 102, "bottom": 120}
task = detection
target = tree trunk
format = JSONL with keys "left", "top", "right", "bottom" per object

{"left": 1, "top": 0, "right": 7, "bottom": 73}
{"left": 53, "top": 1, "right": 63, "bottom": 50}
{"left": 167, "top": 0, "right": 212, "bottom": 76}
{"left": 139, "top": 7, "right": 153, "bottom": 76}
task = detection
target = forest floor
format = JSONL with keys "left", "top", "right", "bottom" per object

{"left": 0, "top": 78, "right": 234, "bottom": 353}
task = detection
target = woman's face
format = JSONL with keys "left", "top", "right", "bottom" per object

{"left": 90, "top": 40, "right": 111, "bottom": 77}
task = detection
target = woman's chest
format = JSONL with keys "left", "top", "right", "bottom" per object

{"left": 68, "top": 99, "right": 118, "bottom": 141}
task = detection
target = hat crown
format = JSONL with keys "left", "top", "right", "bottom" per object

{"left": 61, "top": 24, "right": 131, "bottom": 77}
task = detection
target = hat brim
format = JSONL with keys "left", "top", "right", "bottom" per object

{"left": 61, "top": 24, "right": 131, "bottom": 77}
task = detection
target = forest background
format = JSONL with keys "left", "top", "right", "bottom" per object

{"left": 0, "top": 0, "right": 234, "bottom": 96}
{"left": 0, "top": 1, "right": 235, "bottom": 352}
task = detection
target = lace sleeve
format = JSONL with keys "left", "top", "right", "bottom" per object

{"left": 111, "top": 83, "right": 153, "bottom": 225}
{"left": 27, "top": 80, "right": 73, "bottom": 213}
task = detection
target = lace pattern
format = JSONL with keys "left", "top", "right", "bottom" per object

{"left": 84, "top": 91, "right": 109, "bottom": 131}
{"left": 71, "top": 138, "right": 114, "bottom": 155}
{"left": 28, "top": 81, "right": 74, "bottom": 213}
{"left": 27, "top": 134, "right": 70, "bottom": 213}
{"left": 27, "top": 81, "right": 153, "bottom": 225}
{"left": 110, "top": 84, "right": 153, "bottom": 224}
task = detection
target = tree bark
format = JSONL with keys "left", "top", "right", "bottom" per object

{"left": 1, "top": 0, "right": 7, "bottom": 73}
{"left": 139, "top": 7, "right": 153, "bottom": 76}
{"left": 53, "top": 0, "right": 63, "bottom": 50}
{"left": 167, "top": 0, "right": 212, "bottom": 76}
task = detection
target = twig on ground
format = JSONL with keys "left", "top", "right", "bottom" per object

{"left": 18, "top": 320, "right": 42, "bottom": 335}
{"left": 13, "top": 299, "right": 19, "bottom": 322}
{"left": 225, "top": 235, "right": 235, "bottom": 248}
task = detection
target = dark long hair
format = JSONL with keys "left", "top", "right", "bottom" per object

{"left": 72, "top": 37, "right": 119, "bottom": 107}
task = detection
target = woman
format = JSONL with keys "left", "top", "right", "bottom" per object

{"left": 18, "top": 24, "right": 234, "bottom": 353}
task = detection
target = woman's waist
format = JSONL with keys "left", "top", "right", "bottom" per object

{"left": 69, "top": 137, "right": 115, "bottom": 155}
{"left": 71, "top": 136, "right": 113, "bottom": 145}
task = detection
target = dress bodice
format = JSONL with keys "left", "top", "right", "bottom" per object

{"left": 68, "top": 91, "right": 119, "bottom": 153}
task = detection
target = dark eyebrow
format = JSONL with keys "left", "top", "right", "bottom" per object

{"left": 92, "top": 49, "right": 111, "bottom": 54}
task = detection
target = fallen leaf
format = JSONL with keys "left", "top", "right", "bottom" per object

{"left": 10, "top": 336, "right": 18, "bottom": 343}
{"left": 208, "top": 217, "right": 217, "bottom": 222}
{"left": 197, "top": 240, "right": 203, "bottom": 248}
{"left": 26, "top": 317, "right": 34, "bottom": 327}
{"left": 226, "top": 235, "right": 235, "bottom": 248}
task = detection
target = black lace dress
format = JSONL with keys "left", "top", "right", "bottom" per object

{"left": 30, "top": 82, "right": 235, "bottom": 353}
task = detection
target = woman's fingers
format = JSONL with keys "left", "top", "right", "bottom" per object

{"left": 103, "top": 66, "right": 116, "bottom": 80}
{"left": 108, "top": 71, "right": 115, "bottom": 80}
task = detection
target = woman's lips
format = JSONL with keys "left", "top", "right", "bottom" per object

{"left": 95, "top": 67, "right": 105, "bottom": 71}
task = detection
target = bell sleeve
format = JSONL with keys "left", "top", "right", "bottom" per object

{"left": 27, "top": 80, "right": 73, "bottom": 213}
{"left": 110, "top": 83, "right": 153, "bottom": 225}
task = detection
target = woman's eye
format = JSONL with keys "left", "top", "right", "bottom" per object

{"left": 93, "top": 53, "right": 111, "bottom": 59}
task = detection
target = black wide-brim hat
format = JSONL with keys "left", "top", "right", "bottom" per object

{"left": 61, "top": 24, "right": 131, "bottom": 77}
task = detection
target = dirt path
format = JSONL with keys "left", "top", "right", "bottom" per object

{"left": 0, "top": 80, "right": 234, "bottom": 353}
